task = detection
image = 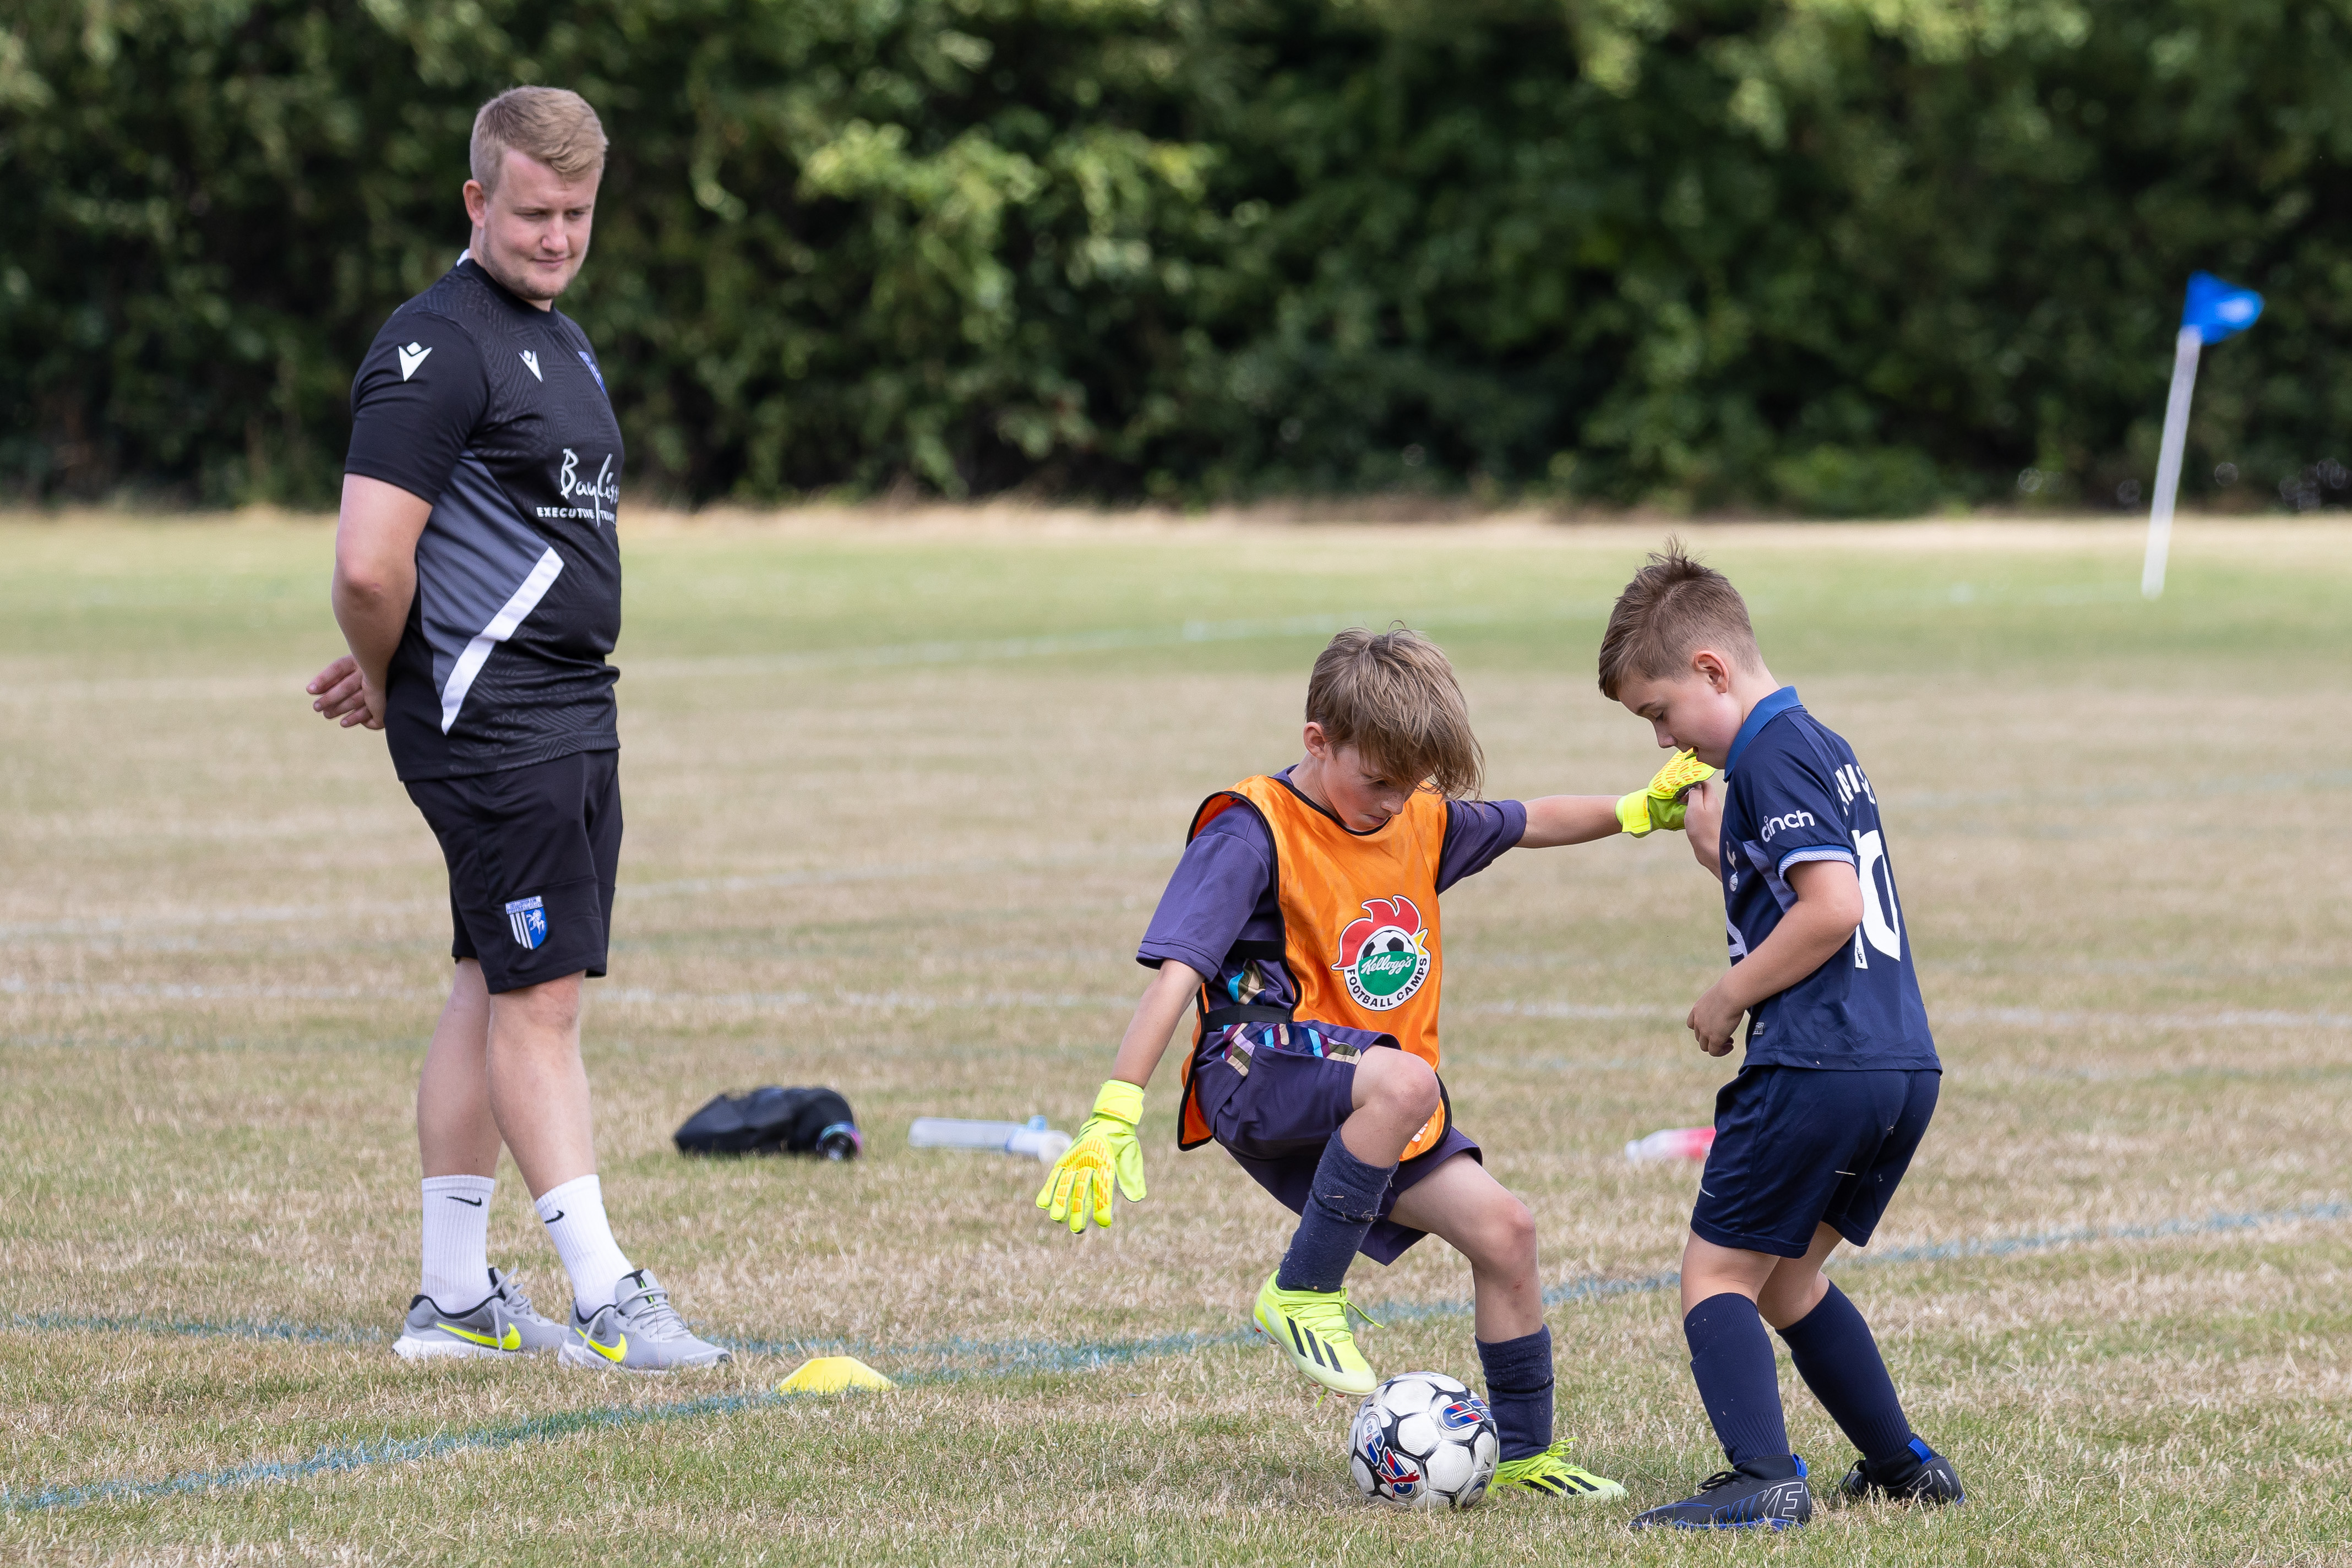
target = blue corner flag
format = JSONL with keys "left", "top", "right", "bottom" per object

{"left": 2182, "top": 271, "right": 2263, "bottom": 344}
{"left": 2144, "top": 271, "right": 2264, "bottom": 600}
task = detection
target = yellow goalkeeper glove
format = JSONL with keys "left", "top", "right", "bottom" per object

{"left": 1616, "top": 749, "right": 1717, "bottom": 836}
{"left": 1036, "top": 1079, "right": 1148, "bottom": 1234}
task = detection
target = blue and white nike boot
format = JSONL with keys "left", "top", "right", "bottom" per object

{"left": 1629, "top": 1456, "right": 1814, "bottom": 1531}
{"left": 393, "top": 1268, "right": 569, "bottom": 1361}
{"left": 1838, "top": 1438, "right": 1966, "bottom": 1506}
{"left": 559, "top": 1268, "right": 732, "bottom": 1372}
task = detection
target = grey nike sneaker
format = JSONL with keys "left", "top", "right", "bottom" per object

{"left": 394, "top": 1268, "right": 570, "bottom": 1361}
{"left": 558, "top": 1268, "right": 732, "bottom": 1372}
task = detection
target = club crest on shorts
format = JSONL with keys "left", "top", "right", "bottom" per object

{"left": 505, "top": 895, "right": 548, "bottom": 951}
{"left": 1333, "top": 896, "right": 1430, "bottom": 1011}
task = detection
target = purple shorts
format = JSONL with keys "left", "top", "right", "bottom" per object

{"left": 1189, "top": 1021, "right": 1480, "bottom": 1264}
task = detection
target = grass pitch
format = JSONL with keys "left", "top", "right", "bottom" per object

{"left": 3, "top": 512, "right": 2350, "bottom": 1565}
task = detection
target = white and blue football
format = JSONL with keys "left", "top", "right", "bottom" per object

{"left": 1348, "top": 1370, "right": 1500, "bottom": 1510}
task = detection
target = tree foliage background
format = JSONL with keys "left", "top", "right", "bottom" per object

{"left": 6, "top": 0, "right": 2351, "bottom": 512}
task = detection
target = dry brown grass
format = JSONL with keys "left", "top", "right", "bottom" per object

{"left": 2, "top": 515, "right": 2349, "bottom": 1563}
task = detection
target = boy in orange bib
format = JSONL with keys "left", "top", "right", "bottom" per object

{"left": 1037, "top": 627, "right": 1682, "bottom": 1502}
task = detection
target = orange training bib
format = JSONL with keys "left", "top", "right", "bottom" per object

{"left": 1177, "top": 775, "right": 1450, "bottom": 1156}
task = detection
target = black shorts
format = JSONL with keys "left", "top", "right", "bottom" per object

{"left": 1189, "top": 1023, "right": 1480, "bottom": 1265}
{"left": 1690, "top": 1065, "right": 1939, "bottom": 1259}
{"left": 405, "top": 749, "right": 621, "bottom": 995}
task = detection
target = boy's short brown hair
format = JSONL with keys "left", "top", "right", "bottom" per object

{"left": 470, "top": 87, "right": 607, "bottom": 193}
{"left": 1597, "top": 539, "right": 1762, "bottom": 700}
{"left": 1305, "top": 626, "right": 1483, "bottom": 798}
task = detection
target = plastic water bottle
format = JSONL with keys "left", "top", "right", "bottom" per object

{"left": 1624, "top": 1126, "right": 1716, "bottom": 1163}
{"left": 908, "top": 1114, "right": 1073, "bottom": 1164}
{"left": 1005, "top": 1119, "right": 1074, "bottom": 1162}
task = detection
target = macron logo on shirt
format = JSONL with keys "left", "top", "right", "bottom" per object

{"left": 519, "top": 350, "right": 542, "bottom": 381}
{"left": 397, "top": 342, "right": 432, "bottom": 380}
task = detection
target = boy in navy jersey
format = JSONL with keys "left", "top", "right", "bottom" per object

{"left": 1599, "top": 544, "right": 1964, "bottom": 1530}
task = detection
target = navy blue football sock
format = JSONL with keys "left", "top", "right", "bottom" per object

{"left": 1274, "top": 1136, "right": 1395, "bottom": 1293}
{"left": 1777, "top": 1282, "right": 1915, "bottom": 1468}
{"left": 1476, "top": 1326, "right": 1554, "bottom": 1462}
{"left": 1684, "top": 1292, "right": 1796, "bottom": 1479}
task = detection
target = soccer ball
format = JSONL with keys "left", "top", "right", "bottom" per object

{"left": 1348, "top": 1371, "right": 1500, "bottom": 1510}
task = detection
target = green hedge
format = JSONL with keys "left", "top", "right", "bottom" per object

{"left": 6, "top": 0, "right": 2350, "bottom": 511}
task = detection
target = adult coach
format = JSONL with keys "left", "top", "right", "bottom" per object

{"left": 304, "top": 86, "right": 725, "bottom": 1371}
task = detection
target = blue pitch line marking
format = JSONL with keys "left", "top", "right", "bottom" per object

{"left": 17, "top": 1202, "right": 2352, "bottom": 1362}
{"left": 1, "top": 1391, "right": 774, "bottom": 1513}
{"left": 9, "top": 1199, "right": 2348, "bottom": 1513}
{"left": 1364, "top": 1199, "right": 2352, "bottom": 1324}
{"left": 7, "top": 1311, "right": 381, "bottom": 1345}
{"left": 1848, "top": 1200, "right": 2351, "bottom": 1267}
{"left": 10, "top": 1201, "right": 2349, "bottom": 1362}
{"left": 718, "top": 1327, "right": 1257, "bottom": 1370}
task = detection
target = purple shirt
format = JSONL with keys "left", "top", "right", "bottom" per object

{"left": 1137, "top": 768, "right": 1528, "bottom": 999}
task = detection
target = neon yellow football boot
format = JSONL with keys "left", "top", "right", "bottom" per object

{"left": 1492, "top": 1439, "right": 1629, "bottom": 1500}
{"left": 1251, "top": 1270, "right": 1378, "bottom": 1396}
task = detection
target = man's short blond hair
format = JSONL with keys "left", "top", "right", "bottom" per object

{"left": 1596, "top": 538, "right": 1762, "bottom": 700}
{"left": 470, "top": 86, "right": 607, "bottom": 192}
{"left": 1305, "top": 626, "right": 1484, "bottom": 798}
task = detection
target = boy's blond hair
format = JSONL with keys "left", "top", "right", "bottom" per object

{"left": 470, "top": 87, "right": 607, "bottom": 193}
{"left": 1596, "top": 539, "right": 1762, "bottom": 700}
{"left": 1305, "top": 626, "right": 1483, "bottom": 798}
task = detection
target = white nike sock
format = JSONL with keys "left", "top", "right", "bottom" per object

{"left": 533, "top": 1173, "right": 634, "bottom": 1319}
{"left": 420, "top": 1175, "right": 497, "bottom": 1308}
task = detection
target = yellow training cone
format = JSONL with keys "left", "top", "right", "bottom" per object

{"left": 777, "top": 1355, "right": 895, "bottom": 1395}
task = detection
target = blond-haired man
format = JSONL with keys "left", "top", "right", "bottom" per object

{"left": 306, "top": 87, "right": 725, "bottom": 1371}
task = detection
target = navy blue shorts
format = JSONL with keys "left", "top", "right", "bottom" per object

{"left": 1189, "top": 1024, "right": 1479, "bottom": 1265}
{"left": 1691, "top": 1065, "right": 1939, "bottom": 1259}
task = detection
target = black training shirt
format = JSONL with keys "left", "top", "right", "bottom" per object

{"left": 346, "top": 255, "right": 623, "bottom": 781}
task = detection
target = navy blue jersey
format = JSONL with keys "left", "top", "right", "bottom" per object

{"left": 346, "top": 256, "right": 623, "bottom": 782}
{"left": 1717, "top": 688, "right": 1938, "bottom": 1070}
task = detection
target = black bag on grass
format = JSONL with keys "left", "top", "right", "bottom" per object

{"left": 674, "top": 1086, "right": 862, "bottom": 1159}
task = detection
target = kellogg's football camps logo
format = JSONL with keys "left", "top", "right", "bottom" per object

{"left": 1333, "top": 896, "right": 1431, "bottom": 1011}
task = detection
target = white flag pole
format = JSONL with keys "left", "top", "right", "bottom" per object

{"left": 2142, "top": 325, "right": 2203, "bottom": 600}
